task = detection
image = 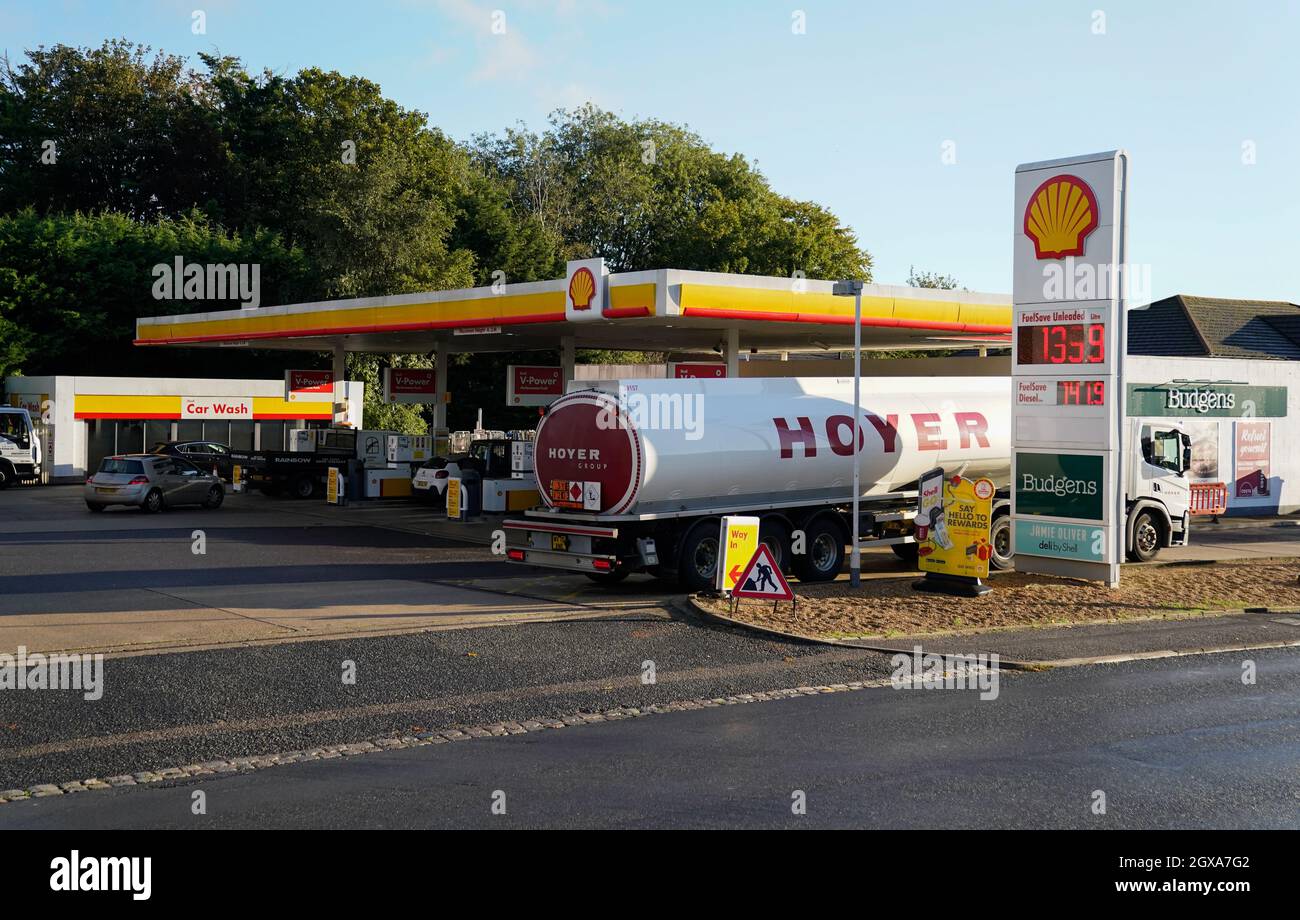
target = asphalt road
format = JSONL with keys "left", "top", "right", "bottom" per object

{"left": 0, "top": 611, "right": 899, "bottom": 790}
{"left": 4, "top": 646, "right": 1297, "bottom": 829}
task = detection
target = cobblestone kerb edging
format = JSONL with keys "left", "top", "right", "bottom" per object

{"left": 0, "top": 680, "right": 893, "bottom": 805}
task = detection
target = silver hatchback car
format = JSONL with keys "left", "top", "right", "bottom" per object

{"left": 85, "top": 454, "right": 225, "bottom": 513}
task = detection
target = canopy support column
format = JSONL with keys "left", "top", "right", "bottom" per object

{"left": 560, "top": 336, "right": 576, "bottom": 391}
{"left": 433, "top": 340, "right": 449, "bottom": 431}
{"left": 331, "top": 342, "right": 348, "bottom": 427}
{"left": 724, "top": 328, "right": 740, "bottom": 378}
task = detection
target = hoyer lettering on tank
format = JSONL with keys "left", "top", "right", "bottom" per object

{"left": 547, "top": 447, "right": 602, "bottom": 461}
{"left": 772, "top": 412, "right": 989, "bottom": 459}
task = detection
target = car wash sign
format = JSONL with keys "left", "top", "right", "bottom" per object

{"left": 182, "top": 397, "right": 252, "bottom": 420}
{"left": 1012, "top": 151, "right": 1128, "bottom": 586}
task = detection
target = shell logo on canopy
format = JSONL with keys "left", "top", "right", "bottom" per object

{"left": 568, "top": 267, "right": 596, "bottom": 310}
{"left": 1023, "top": 173, "right": 1100, "bottom": 260}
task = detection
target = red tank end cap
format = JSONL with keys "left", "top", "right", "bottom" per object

{"left": 534, "top": 397, "right": 638, "bottom": 513}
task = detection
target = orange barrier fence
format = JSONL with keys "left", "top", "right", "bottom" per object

{"left": 1190, "top": 482, "right": 1228, "bottom": 516}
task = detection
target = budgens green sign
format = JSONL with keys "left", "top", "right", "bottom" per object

{"left": 1015, "top": 452, "right": 1104, "bottom": 521}
{"left": 1127, "top": 383, "right": 1288, "bottom": 418}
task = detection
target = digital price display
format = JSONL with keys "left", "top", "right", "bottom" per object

{"left": 1017, "top": 323, "right": 1106, "bottom": 365}
{"left": 1056, "top": 379, "right": 1106, "bottom": 407}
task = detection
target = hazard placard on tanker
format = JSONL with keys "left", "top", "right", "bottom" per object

{"left": 918, "top": 475, "right": 996, "bottom": 580}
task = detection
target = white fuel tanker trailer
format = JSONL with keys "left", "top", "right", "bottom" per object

{"left": 503, "top": 377, "right": 1190, "bottom": 590}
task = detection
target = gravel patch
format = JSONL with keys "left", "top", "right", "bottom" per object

{"left": 699, "top": 560, "right": 1300, "bottom": 639}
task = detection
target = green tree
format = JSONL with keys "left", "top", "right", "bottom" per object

{"left": 0, "top": 209, "right": 311, "bottom": 378}
{"left": 475, "top": 106, "right": 872, "bottom": 280}
{"left": 0, "top": 43, "right": 878, "bottom": 427}
{"left": 0, "top": 40, "right": 223, "bottom": 219}
{"left": 907, "top": 266, "right": 961, "bottom": 290}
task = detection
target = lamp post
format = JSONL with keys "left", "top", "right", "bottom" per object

{"left": 832, "top": 279, "right": 864, "bottom": 588}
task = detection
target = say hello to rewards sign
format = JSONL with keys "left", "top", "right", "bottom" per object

{"left": 917, "top": 472, "right": 996, "bottom": 580}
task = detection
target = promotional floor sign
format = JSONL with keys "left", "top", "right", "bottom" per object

{"left": 326, "top": 466, "right": 344, "bottom": 505}
{"left": 732, "top": 544, "right": 794, "bottom": 601}
{"left": 915, "top": 473, "right": 995, "bottom": 596}
{"left": 446, "top": 477, "right": 462, "bottom": 520}
{"left": 716, "top": 515, "right": 759, "bottom": 593}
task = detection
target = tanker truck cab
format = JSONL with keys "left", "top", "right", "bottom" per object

{"left": 0, "top": 407, "right": 41, "bottom": 488}
{"left": 1126, "top": 419, "right": 1192, "bottom": 562}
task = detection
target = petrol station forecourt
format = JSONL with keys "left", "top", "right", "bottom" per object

{"left": 4, "top": 169, "right": 1300, "bottom": 838}
{"left": 131, "top": 247, "right": 1300, "bottom": 583}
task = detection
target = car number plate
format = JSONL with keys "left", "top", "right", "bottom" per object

{"left": 551, "top": 534, "right": 569, "bottom": 552}
{"left": 96, "top": 487, "right": 117, "bottom": 494}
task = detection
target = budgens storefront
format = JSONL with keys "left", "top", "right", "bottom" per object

{"left": 1126, "top": 356, "right": 1297, "bottom": 515}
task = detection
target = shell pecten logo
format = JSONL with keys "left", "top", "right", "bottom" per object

{"left": 1023, "top": 173, "right": 1100, "bottom": 260}
{"left": 568, "top": 266, "right": 596, "bottom": 310}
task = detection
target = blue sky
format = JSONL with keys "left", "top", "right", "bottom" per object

{"left": 3, "top": 0, "right": 1297, "bottom": 301}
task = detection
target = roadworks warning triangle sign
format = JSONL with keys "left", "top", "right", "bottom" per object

{"left": 732, "top": 544, "right": 794, "bottom": 601}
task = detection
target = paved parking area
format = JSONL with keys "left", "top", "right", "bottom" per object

{"left": 0, "top": 486, "right": 667, "bottom": 657}
{"left": 1162, "top": 517, "right": 1300, "bottom": 562}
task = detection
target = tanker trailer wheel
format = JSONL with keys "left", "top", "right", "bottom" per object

{"left": 792, "top": 517, "right": 845, "bottom": 583}
{"left": 988, "top": 513, "right": 1013, "bottom": 571}
{"left": 676, "top": 520, "right": 721, "bottom": 593}
{"left": 759, "top": 519, "right": 792, "bottom": 574}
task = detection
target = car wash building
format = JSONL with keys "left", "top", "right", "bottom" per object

{"left": 1128, "top": 295, "right": 1300, "bottom": 515}
{"left": 3, "top": 375, "right": 365, "bottom": 482}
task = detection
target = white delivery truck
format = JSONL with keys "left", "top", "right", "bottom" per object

{"left": 0, "top": 407, "right": 42, "bottom": 488}
{"left": 503, "top": 377, "right": 1192, "bottom": 590}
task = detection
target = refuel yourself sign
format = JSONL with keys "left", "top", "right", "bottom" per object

{"left": 1011, "top": 150, "right": 1128, "bottom": 586}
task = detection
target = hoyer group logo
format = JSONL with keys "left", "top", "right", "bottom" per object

{"left": 1024, "top": 174, "right": 1099, "bottom": 260}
